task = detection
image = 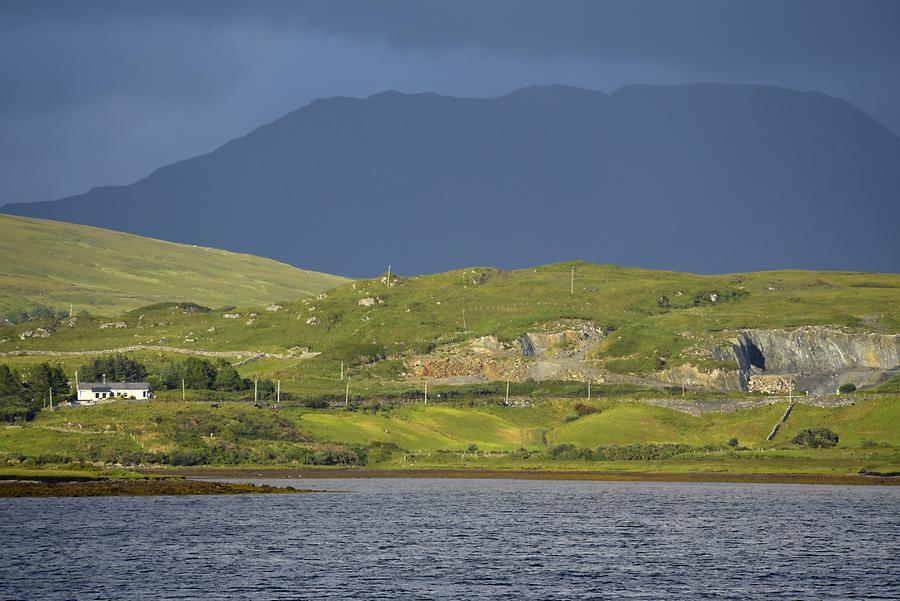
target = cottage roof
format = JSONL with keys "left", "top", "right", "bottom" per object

{"left": 77, "top": 382, "right": 149, "bottom": 391}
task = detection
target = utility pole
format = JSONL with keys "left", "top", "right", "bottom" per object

{"left": 571, "top": 267, "right": 575, "bottom": 296}
{"left": 182, "top": 379, "right": 185, "bottom": 401}
{"left": 49, "top": 386, "right": 53, "bottom": 411}
{"left": 276, "top": 380, "right": 280, "bottom": 403}
{"left": 386, "top": 264, "right": 391, "bottom": 286}
{"left": 254, "top": 378, "right": 258, "bottom": 403}
{"left": 345, "top": 381, "right": 350, "bottom": 406}
{"left": 462, "top": 309, "right": 467, "bottom": 334}
{"left": 587, "top": 378, "right": 591, "bottom": 400}
{"left": 424, "top": 378, "right": 428, "bottom": 405}
{"left": 505, "top": 378, "right": 510, "bottom": 404}
{"left": 340, "top": 361, "right": 344, "bottom": 380}
{"left": 69, "top": 304, "right": 73, "bottom": 318}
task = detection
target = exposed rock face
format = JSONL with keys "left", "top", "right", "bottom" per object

{"left": 736, "top": 327, "right": 899, "bottom": 374}
{"left": 265, "top": 304, "right": 282, "bottom": 312}
{"left": 730, "top": 327, "right": 900, "bottom": 394}
{"left": 410, "top": 354, "right": 528, "bottom": 381}
{"left": 469, "top": 335, "right": 504, "bottom": 354}
{"left": 358, "top": 297, "right": 376, "bottom": 307}
{"left": 520, "top": 326, "right": 599, "bottom": 357}
{"left": 407, "top": 322, "right": 605, "bottom": 382}
{"left": 748, "top": 374, "right": 794, "bottom": 394}
{"left": 99, "top": 321, "right": 127, "bottom": 329}
{"left": 657, "top": 364, "right": 742, "bottom": 392}
{"left": 222, "top": 313, "right": 240, "bottom": 319}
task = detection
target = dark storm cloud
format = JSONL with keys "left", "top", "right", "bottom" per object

{"left": 1, "top": 0, "right": 899, "bottom": 205}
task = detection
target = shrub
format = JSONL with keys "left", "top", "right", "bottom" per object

{"left": 467, "top": 443, "right": 479, "bottom": 452}
{"left": 594, "top": 443, "right": 693, "bottom": 461}
{"left": 727, "top": 437, "right": 739, "bottom": 448}
{"left": 792, "top": 428, "right": 839, "bottom": 448}
{"left": 547, "top": 443, "right": 577, "bottom": 457}
{"left": 563, "top": 414, "right": 579, "bottom": 422}
{"left": 573, "top": 402, "right": 598, "bottom": 417}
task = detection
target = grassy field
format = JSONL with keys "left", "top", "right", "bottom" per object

{"left": 1, "top": 397, "right": 896, "bottom": 476}
{"left": 2, "top": 262, "right": 898, "bottom": 397}
{"left": 0, "top": 214, "right": 347, "bottom": 316}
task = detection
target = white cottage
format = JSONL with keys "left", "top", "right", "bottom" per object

{"left": 76, "top": 382, "right": 151, "bottom": 403}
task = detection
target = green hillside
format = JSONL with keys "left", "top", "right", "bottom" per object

{"left": 1, "top": 398, "right": 897, "bottom": 475}
{"left": 0, "top": 214, "right": 347, "bottom": 316}
{"left": 1, "top": 257, "right": 898, "bottom": 477}
{"left": 2, "top": 262, "right": 897, "bottom": 398}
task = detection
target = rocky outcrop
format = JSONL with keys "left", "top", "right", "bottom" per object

{"left": 729, "top": 326, "right": 900, "bottom": 394}
{"left": 469, "top": 335, "right": 504, "bottom": 354}
{"left": 407, "top": 322, "right": 605, "bottom": 382}
{"left": 657, "top": 364, "right": 742, "bottom": 392}
{"left": 748, "top": 374, "right": 794, "bottom": 394}
{"left": 520, "top": 324, "right": 604, "bottom": 357}
{"left": 19, "top": 327, "right": 52, "bottom": 340}
{"left": 410, "top": 354, "right": 528, "bottom": 381}
{"left": 736, "top": 327, "right": 899, "bottom": 374}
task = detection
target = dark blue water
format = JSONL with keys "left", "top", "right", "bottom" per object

{"left": 1, "top": 478, "right": 898, "bottom": 600}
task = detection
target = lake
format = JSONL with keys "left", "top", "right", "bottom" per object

{"left": 2, "top": 478, "right": 898, "bottom": 600}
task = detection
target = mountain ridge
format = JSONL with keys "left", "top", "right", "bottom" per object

{"left": 4, "top": 83, "right": 899, "bottom": 277}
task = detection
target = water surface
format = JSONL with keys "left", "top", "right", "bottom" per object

{"left": 2, "top": 478, "right": 898, "bottom": 600}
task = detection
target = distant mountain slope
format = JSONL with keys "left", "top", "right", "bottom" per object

{"left": 0, "top": 215, "right": 347, "bottom": 315}
{"left": 4, "top": 83, "right": 900, "bottom": 276}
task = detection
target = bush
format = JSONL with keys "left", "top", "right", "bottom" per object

{"left": 467, "top": 443, "right": 479, "bottom": 452}
{"left": 563, "top": 414, "right": 579, "bottom": 422}
{"left": 547, "top": 443, "right": 577, "bottom": 457}
{"left": 792, "top": 428, "right": 839, "bottom": 448}
{"left": 727, "top": 437, "right": 739, "bottom": 448}
{"left": 573, "top": 402, "right": 598, "bottom": 417}
{"left": 838, "top": 383, "right": 857, "bottom": 394}
{"left": 594, "top": 443, "right": 693, "bottom": 461}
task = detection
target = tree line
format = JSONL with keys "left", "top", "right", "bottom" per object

{"left": 0, "top": 363, "right": 68, "bottom": 421}
{"left": 0, "top": 354, "right": 280, "bottom": 422}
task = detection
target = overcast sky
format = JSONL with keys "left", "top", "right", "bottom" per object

{"left": 2, "top": 0, "right": 899, "bottom": 206}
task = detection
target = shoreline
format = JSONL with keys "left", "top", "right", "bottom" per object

{"left": 0, "top": 477, "right": 314, "bottom": 498}
{"left": 147, "top": 467, "right": 900, "bottom": 486}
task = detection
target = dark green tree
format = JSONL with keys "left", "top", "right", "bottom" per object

{"left": 792, "top": 428, "right": 839, "bottom": 448}
{"left": 0, "top": 365, "right": 23, "bottom": 398}
{"left": 26, "top": 363, "right": 69, "bottom": 403}
{"left": 79, "top": 354, "right": 148, "bottom": 382}
{"left": 213, "top": 361, "right": 245, "bottom": 391}
{"left": 182, "top": 357, "right": 216, "bottom": 390}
